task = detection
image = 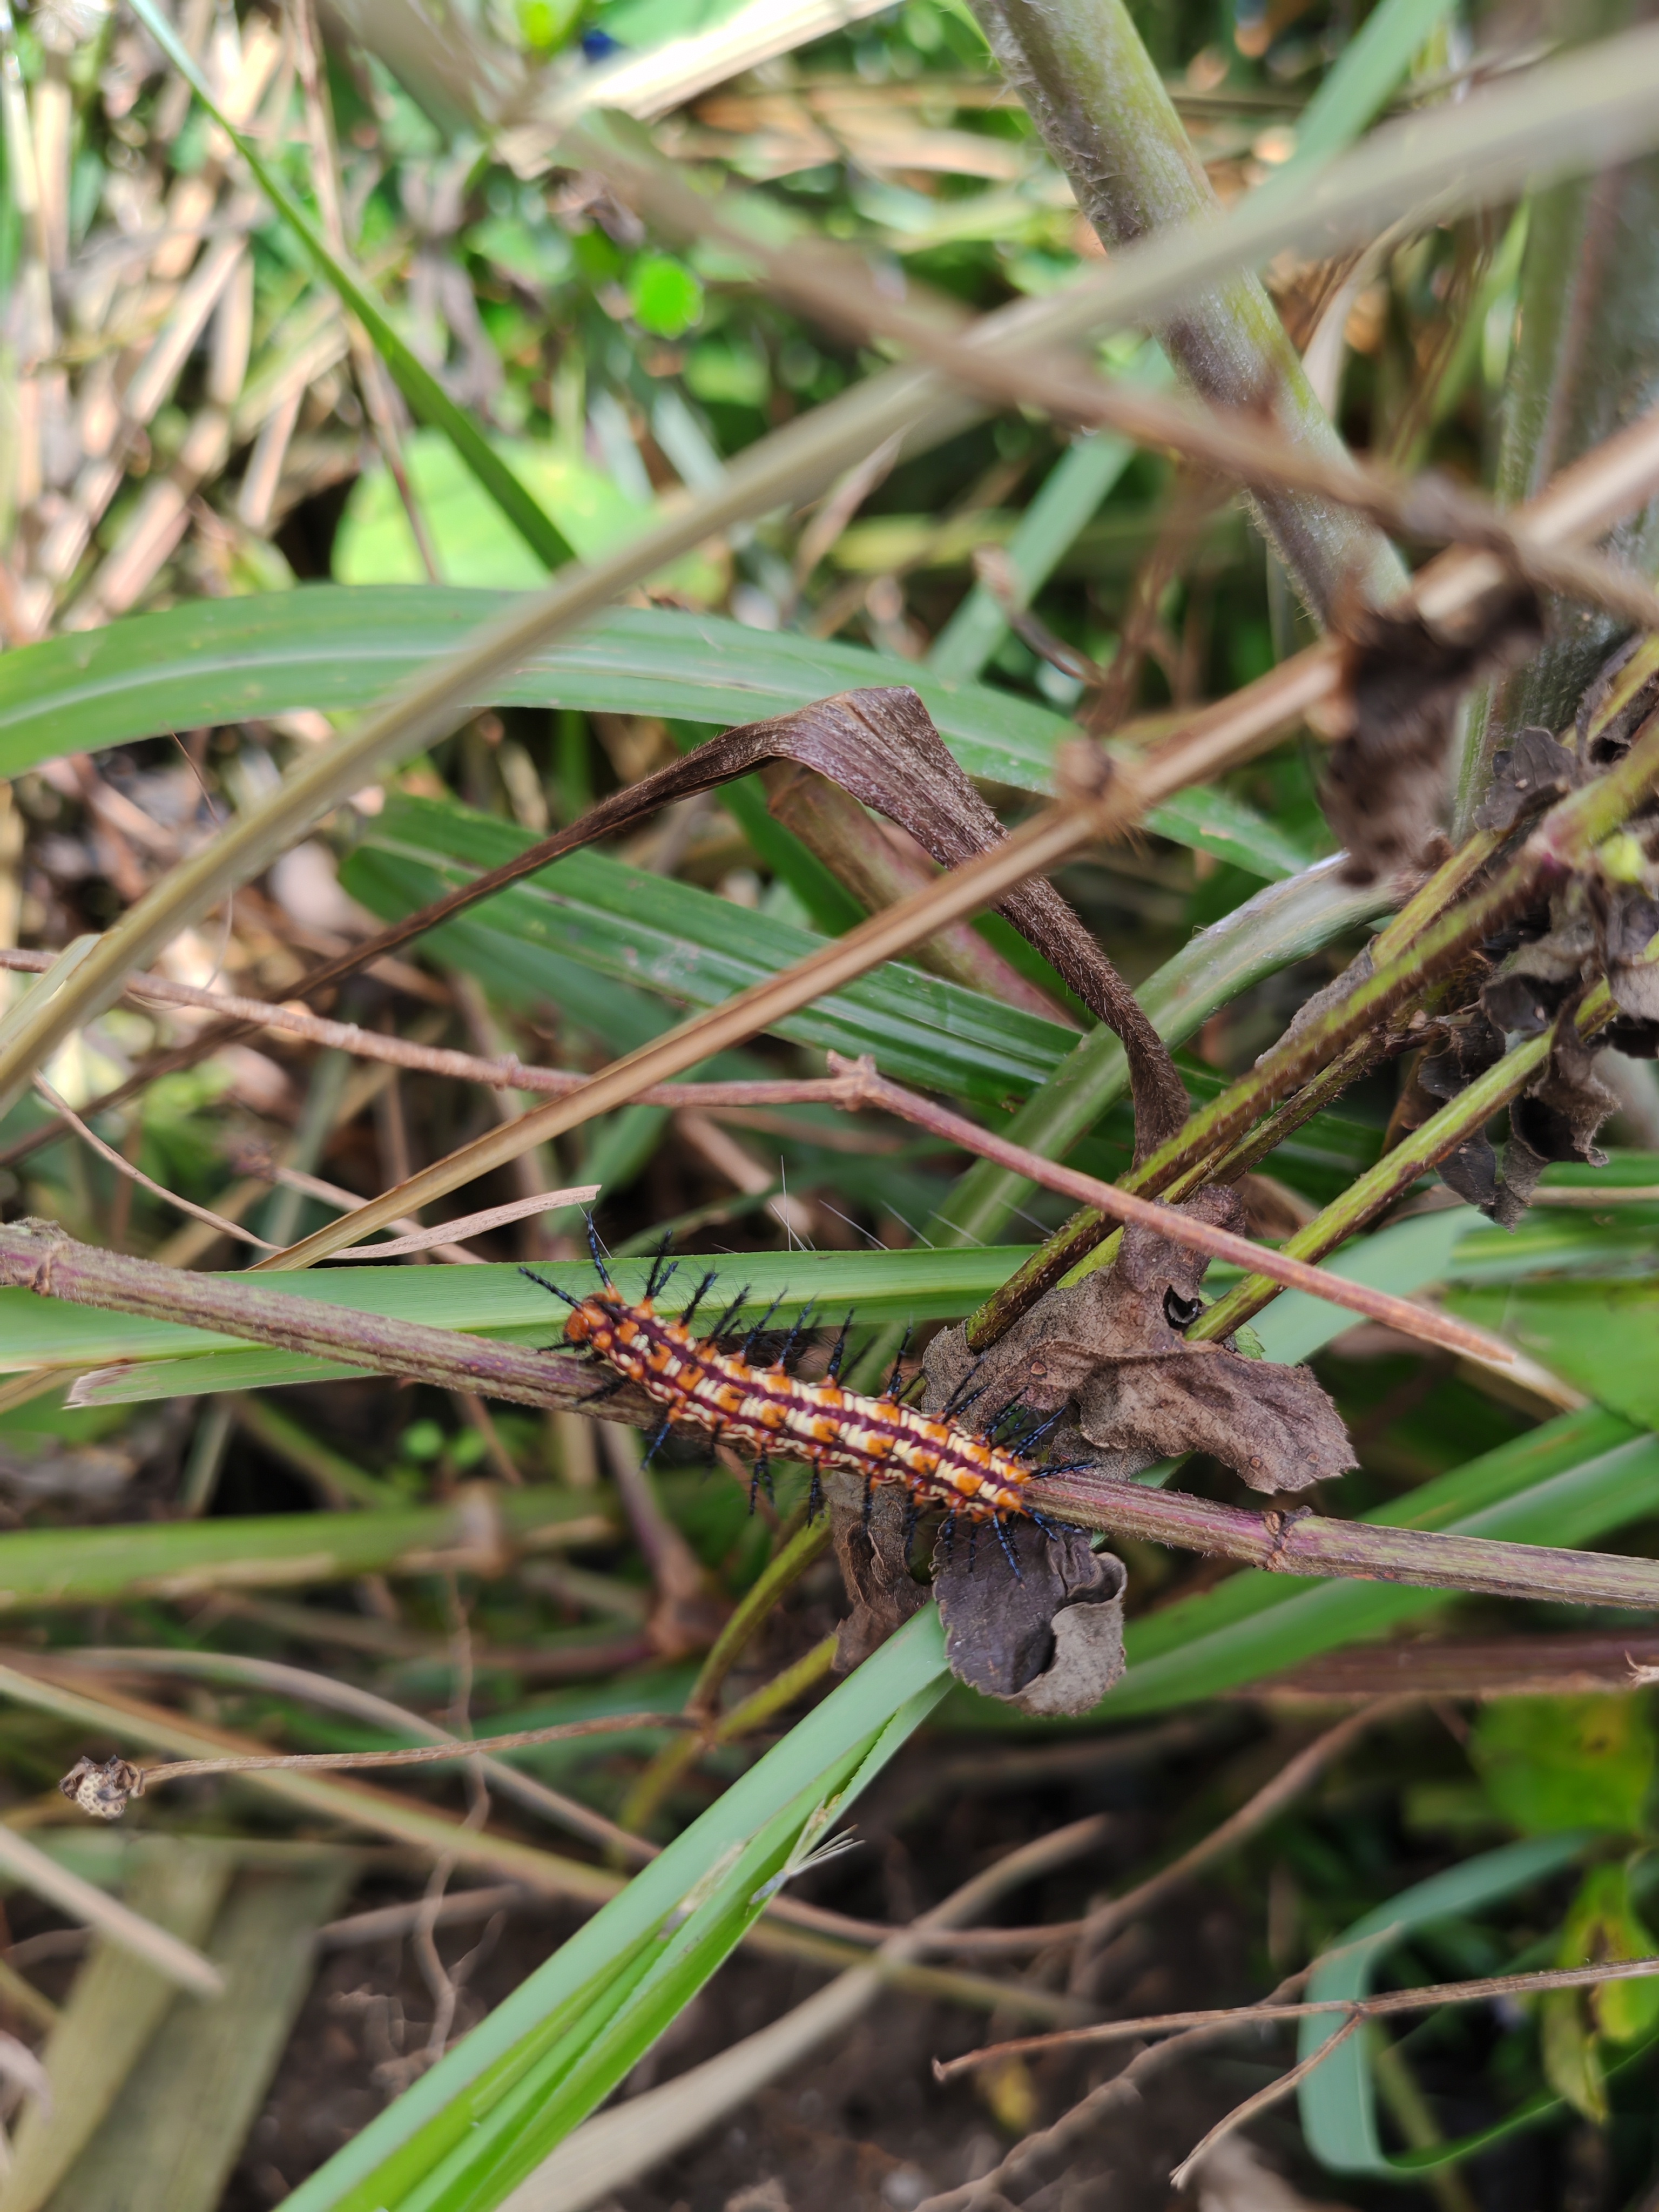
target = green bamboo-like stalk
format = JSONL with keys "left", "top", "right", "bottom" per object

{"left": 968, "top": 0, "right": 1406, "bottom": 619}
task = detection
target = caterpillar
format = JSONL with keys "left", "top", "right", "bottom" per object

{"left": 527, "top": 1233, "right": 1083, "bottom": 1576}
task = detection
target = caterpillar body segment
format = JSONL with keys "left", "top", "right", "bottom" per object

{"left": 549, "top": 1272, "right": 1053, "bottom": 1531}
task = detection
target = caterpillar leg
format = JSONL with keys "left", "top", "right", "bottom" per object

{"left": 520, "top": 1264, "right": 581, "bottom": 1310}
{"left": 991, "top": 1514, "right": 1024, "bottom": 1582}
{"left": 640, "top": 1411, "right": 676, "bottom": 1467}
{"left": 807, "top": 1459, "right": 825, "bottom": 1523}
{"left": 747, "top": 1451, "right": 770, "bottom": 1515}
{"left": 940, "top": 1512, "right": 957, "bottom": 1563}
{"left": 861, "top": 1472, "right": 874, "bottom": 1530}
{"left": 577, "top": 1373, "right": 628, "bottom": 1408}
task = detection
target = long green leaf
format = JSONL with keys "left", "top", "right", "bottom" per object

{"left": 1298, "top": 1833, "right": 1591, "bottom": 2174}
{"left": 123, "top": 0, "right": 575, "bottom": 573}
{"left": 0, "top": 1488, "right": 605, "bottom": 1608}
{"left": 343, "top": 794, "right": 1080, "bottom": 1104}
{"left": 0, "top": 592, "right": 1305, "bottom": 880}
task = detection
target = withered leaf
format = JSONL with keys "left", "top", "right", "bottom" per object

{"left": 932, "top": 1190, "right": 1355, "bottom": 1499}
{"left": 830, "top": 1478, "right": 928, "bottom": 1675}
{"left": 1321, "top": 581, "right": 1543, "bottom": 884}
{"left": 1473, "top": 725, "right": 1581, "bottom": 835}
{"left": 1579, "top": 635, "right": 1659, "bottom": 767}
{"left": 933, "top": 1526, "right": 1126, "bottom": 1715}
{"left": 1600, "top": 885, "right": 1659, "bottom": 1023}
{"left": 340, "top": 687, "right": 1188, "bottom": 1161}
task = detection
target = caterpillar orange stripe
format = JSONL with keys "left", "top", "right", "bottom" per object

{"left": 526, "top": 1234, "right": 1078, "bottom": 1569}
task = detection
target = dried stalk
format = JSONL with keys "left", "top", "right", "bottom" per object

{"left": 58, "top": 1709, "right": 694, "bottom": 1819}
{"left": 941, "top": 1954, "right": 1659, "bottom": 2079}
{"left": 825, "top": 1055, "right": 1502, "bottom": 1363}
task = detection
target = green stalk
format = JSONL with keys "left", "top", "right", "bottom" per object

{"left": 1194, "top": 990, "right": 1611, "bottom": 1344}
{"left": 968, "top": 0, "right": 1407, "bottom": 618}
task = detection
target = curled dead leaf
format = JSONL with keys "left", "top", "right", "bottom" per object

{"left": 1321, "top": 580, "right": 1543, "bottom": 882}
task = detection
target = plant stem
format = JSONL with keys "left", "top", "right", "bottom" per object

{"left": 967, "top": 0, "right": 1406, "bottom": 619}
{"left": 1193, "top": 985, "right": 1614, "bottom": 1343}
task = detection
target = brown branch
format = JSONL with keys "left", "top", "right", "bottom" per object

{"left": 1067, "top": 1702, "right": 1409, "bottom": 1987}
{"left": 1169, "top": 2015, "right": 1367, "bottom": 2190}
{"left": 0, "top": 1222, "right": 1655, "bottom": 1610}
{"left": 938, "top": 1955, "right": 1659, "bottom": 2081}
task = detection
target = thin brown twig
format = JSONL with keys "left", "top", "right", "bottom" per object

{"left": 0, "top": 949, "right": 876, "bottom": 1124}
{"left": 1067, "top": 1700, "right": 1410, "bottom": 1990}
{"left": 826, "top": 1056, "right": 1505, "bottom": 1361}
{"left": 58, "top": 1708, "right": 694, "bottom": 1817}
{"left": 33, "top": 1074, "right": 277, "bottom": 1251}
{"left": 914, "top": 1971, "right": 1313, "bottom": 2212}
{"left": 1169, "top": 2014, "right": 1367, "bottom": 2190}
{"left": 940, "top": 1952, "right": 1659, "bottom": 2081}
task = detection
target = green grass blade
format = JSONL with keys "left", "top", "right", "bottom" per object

{"left": 926, "top": 342, "right": 1165, "bottom": 682}
{"left": 0, "top": 594, "right": 1298, "bottom": 878}
{"left": 1298, "top": 1833, "right": 1591, "bottom": 2173}
{"left": 123, "top": 0, "right": 575, "bottom": 574}
{"left": 278, "top": 1610, "right": 949, "bottom": 2212}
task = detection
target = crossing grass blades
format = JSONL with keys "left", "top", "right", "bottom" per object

{"left": 524, "top": 1223, "right": 1089, "bottom": 1580}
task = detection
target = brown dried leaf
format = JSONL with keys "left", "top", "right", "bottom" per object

{"left": 933, "top": 1525, "right": 1125, "bottom": 1715}
{"left": 830, "top": 1481, "right": 928, "bottom": 1675}
{"left": 1473, "top": 725, "right": 1582, "bottom": 835}
{"left": 1321, "top": 581, "right": 1543, "bottom": 882}
{"left": 930, "top": 1190, "right": 1355, "bottom": 1501}
{"left": 343, "top": 686, "right": 1189, "bottom": 1159}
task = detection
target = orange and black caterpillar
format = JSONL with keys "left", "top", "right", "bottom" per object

{"left": 527, "top": 1231, "right": 1082, "bottom": 1576}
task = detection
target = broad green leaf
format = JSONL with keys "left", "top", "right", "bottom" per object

{"left": 1299, "top": 1833, "right": 1591, "bottom": 2175}
{"left": 123, "top": 0, "right": 576, "bottom": 575}
{"left": 334, "top": 432, "right": 723, "bottom": 601}
{"left": 1448, "top": 1280, "right": 1659, "bottom": 1424}
{"left": 1471, "top": 1696, "right": 1655, "bottom": 1837}
{"left": 1560, "top": 1866, "right": 1659, "bottom": 2045}
{"left": 0, "top": 591, "right": 1304, "bottom": 879}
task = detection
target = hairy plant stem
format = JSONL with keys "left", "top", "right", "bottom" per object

{"left": 2, "top": 1222, "right": 1650, "bottom": 1607}
{"left": 1193, "top": 983, "right": 1615, "bottom": 1343}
